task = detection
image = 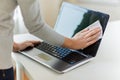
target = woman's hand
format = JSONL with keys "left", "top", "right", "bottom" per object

{"left": 63, "top": 27, "right": 101, "bottom": 50}
{"left": 13, "top": 41, "right": 40, "bottom": 52}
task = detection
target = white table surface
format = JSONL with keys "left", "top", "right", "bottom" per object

{"left": 12, "top": 20, "right": 120, "bottom": 80}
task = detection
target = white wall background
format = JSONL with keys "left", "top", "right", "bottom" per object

{"left": 14, "top": 0, "right": 120, "bottom": 34}
{"left": 65, "top": 0, "right": 120, "bottom": 21}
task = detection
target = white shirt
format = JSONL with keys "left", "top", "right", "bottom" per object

{"left": 0, "top": 0, "right": 64, "bottom": 69}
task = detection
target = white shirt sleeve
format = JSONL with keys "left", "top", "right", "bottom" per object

{"left": 16, "top": 0, "right": 65, "bottom": 46}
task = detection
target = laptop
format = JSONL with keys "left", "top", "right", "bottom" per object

{"left": 20, "top": 2, "right": 109, "bottom": 73}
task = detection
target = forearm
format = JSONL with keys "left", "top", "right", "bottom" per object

{"left": 17, "top": 0, "right": 64, "bottom": 46}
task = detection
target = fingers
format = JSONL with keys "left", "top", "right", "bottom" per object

{"left": 86, "top": 31, "right": 101, "bottom": 42}
{"left": 85, "top": 27, "right": 101, "bottom": 47}
{"left": 80, "top": 27, "right": 101, "bottom": 48}
{"left": 80, "top": 27, "right": 89, "bottom": 33}
{"left": 84, "top": 27, "right": 101, "bottom": 38}
{"left": 15, "top": 40, "right": 40, "bottom": 52}
{"left": 23, "top": 42, "right": 34, "bottom": 47}
{"left": 24, "top": 40, "right": 41, "bottom": 46}
{"left": 86, "top": 37, "right": 99, "bottom": 47}
{"left": 24, "top": 40, "right": 40, "bottom": 44}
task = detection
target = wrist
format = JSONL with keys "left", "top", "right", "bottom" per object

{"left": 62, "top": 37, "right": 74, "bottom": 49}
{"left": 13, "top": 43, "right": 20, "bottom": 52}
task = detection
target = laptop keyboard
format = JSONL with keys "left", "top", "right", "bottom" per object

{"left": 35, "top": 42, "right": 71, "bottom": 58}
{"left": 35, "top": 42, "right": 88, "bottom": 64}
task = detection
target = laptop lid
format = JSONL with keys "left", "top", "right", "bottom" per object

{"left": 54, "top": 2, "right": 109, "bottom": 57}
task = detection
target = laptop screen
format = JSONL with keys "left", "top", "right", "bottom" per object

{"left": 54, "top": 2, "right": 109, "bottom": 57}
{"left": 54, "top": 3, "right": 88, "bottom": 38}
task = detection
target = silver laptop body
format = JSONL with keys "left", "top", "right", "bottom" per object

{"left": 20, "top": 2, "right": 109, "bottom": 73}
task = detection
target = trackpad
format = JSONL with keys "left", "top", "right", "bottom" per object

{"left": 37, "top": 54, "right": 52, "bottom": 61}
